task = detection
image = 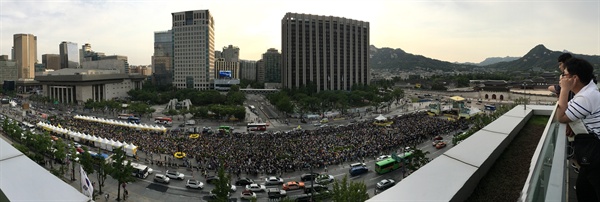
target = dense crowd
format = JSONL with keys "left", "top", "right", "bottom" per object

{"left": 38, "top": 111, "right": 468, "bottom": 176}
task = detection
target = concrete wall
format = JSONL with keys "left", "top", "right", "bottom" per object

{"left": 105, "top": 79, "right": 134, "bottom": 100}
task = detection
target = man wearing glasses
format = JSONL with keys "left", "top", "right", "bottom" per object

{"left": 556, "top": 57, "right": 600, "bottom": 201}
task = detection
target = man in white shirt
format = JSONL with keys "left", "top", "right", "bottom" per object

{"left": 556, "top": 57, "right": 600, "bottom": 201}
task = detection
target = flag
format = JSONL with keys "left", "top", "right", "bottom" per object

{"left": 80, "top": 166, "right": 93, "bottom": 199}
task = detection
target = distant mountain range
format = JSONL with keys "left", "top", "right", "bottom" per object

{"left": 369, "top": 44, "right": 600, "bottom": 72}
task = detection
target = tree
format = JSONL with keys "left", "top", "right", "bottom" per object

{"left": 405, "top": 147, "right": 430, "bottom": 175}
{"left": 108, "top": 147, "right": 136, "bottom": 200}
{"left": 331, "top": 175, "right": 369, "bottom": 202}
{"left": 211, "top": 165, "right": 231, "bottom": 202}
{"left": 93, "top": 155, "right": 110, "bottom": 195}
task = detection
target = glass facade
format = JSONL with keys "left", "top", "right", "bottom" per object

{"left": 59, "top": 41, "right": 80, "bottom": 68}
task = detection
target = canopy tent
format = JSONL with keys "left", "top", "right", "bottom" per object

{"left": 73, "top": 115, "right": 167, "bottom": 133}
{"left": 449, "top": 96, "right": 466, "bottom": 102}
{"left": 375, "top": 114, "right": 387, "bottom": 121}
{"left": 35, "top": 122, "right": 137, "bottom": 154}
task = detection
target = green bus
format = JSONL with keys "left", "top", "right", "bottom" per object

{"left": 375, "top": 152, "right": 413, "bottom": 174}
{"left": 218, "top": 125, "right": 232, "bottom": 134}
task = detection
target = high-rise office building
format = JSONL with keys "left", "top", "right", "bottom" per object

{"left": 222, "top": 45, "right": 239, "bottom": 63}
{"left": 256, "top": 59, "right": 265, "bottom": 83}
{"left": 59, "top": 41, "right": 80, "bottom": 69}
{"left": 13, "top": 34, "right": 37, "bottom": 79}
{"left": 215, "top": 50, "right": 223, "bottom": 59}
{"left": 239, "top": 60, "right": 257, "bottom": 81}
{"left": 214, "top": 58, "right": 240, "bottom": 79}
{"left": 172, "top": 10, "right": 215, "bottom": 90}
{"left": 152, "top": 30, "right": 174, "bottom": 86}
{"left": 42, "top": 54, "right": 61, "bottom": 70}
{"left": 281, "top": 13, "right": 370, "bottom": 91}
{"left": 0, "top": 55, "right": 18, "bottom": 83}
{"left": 263, "top": 48, "right": 281, "bottom": 83}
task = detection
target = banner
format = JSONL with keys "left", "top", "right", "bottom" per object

{"left": 80, "top": 166, "right": 93, "bottom": 199}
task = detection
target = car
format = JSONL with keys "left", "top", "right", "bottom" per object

{"left": 265, "top": 176, "right": 284, "bottom": 185}
{"left": 320, "top": 118, "right": 329, "bottom": 123}
{"left": 436, "top": 141, "right": 447, "bottom": 149}
{"left": 300, "top": 173, "right": 320, "bottom": 182}
{"left": 376, "top": 155, "right": 391, "bottom": 161}
{"left": 349, "top": 166, "right": 368, "bottom": 177}
{"left": 315, "top": 174, "right": 334, "bottom": 185}
{"left": 283, "top": 181, "right": 305, "bottom": 191}
{"left": 313, "top": 122, "right": 321, "bottom": 127}
{"left": 350, "top": 162, "right": 366, "bottom": 168}
{"left": 235, "top": 177, "right": 254, "bottom": 186}
{"left": 433, "top": 135, "right": 443, "bottom": 140}
{"left": 208, "top": 189, "right": 230, "bottom": 199}
{"left": 267, "top": 188, "right": 287, "bottom": 199}
{"left": 229, "top": 184, "right": 237, "bottom": 192}
{"left": 319, "top": 124, "right": 329, "bottom": 128}
{"left": 165, "top": 170, "right": 185, "bottom": 180}
{"left": 153, "top": 174, "right": 170, "bottom": 184}
{"left": 178, "top": 123, "right": 186, "bottom": 127}
{"left": 245, "top": 183, "right": 266, "bottom": 192}
{"left": 303, "top": 184, "right": 328, "bottom": 194}
{"left": 185, "top": 179, "right": 204, "bottom": 189}
{"left": 376, "top": 179, "right": 396, "bottom": 191}
{"left": 206, "top": 176, "right": 219, "bottom": 184}
{"left": 240, "top": 190, "right": 257, "bottom": 200}
{"left": 432, "top": 140, "right": 442, "bottom": 147}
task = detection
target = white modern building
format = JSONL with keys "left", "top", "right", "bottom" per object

{"left": 172, "top": 10, "right": 215, "bottom": 90}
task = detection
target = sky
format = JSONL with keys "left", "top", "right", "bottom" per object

{"left": 1, "top": 0, "right": 599, "bottom": 65}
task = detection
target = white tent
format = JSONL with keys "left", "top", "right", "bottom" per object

{"left": 124, "top": 143, "right": 137, "bottom": 157}
{"left": 375, "top": 114, "right": 387, "bottom": 121}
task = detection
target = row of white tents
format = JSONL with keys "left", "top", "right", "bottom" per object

{"left": 36, "top": 122, "right": 138, "bottom": 156}
{"left": 73, "top": 115, "right": 167, "bottom": 133}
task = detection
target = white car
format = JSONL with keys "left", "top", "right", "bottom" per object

{"left": 264, "top": 176, "right": 284, "bottom": 185}
{"left": 185, "top": 179, "right": 204, "bottom": 189}
{"left": 376, "top": 155, "right": 391, "bottom": 161}
{"left": 315, "top": 174, "right": 335, "bottom": 184}
{"left": 153, "top": 174, "right": 170, "bottom": 184}
{"left": 165, "top": 170, "right": 185, "bottom": 180}
{"left": 240, "top": 190, "right": 257, "bottom": 200}
{"left": 245, "top": 183, "right": 266, "bottom": 192}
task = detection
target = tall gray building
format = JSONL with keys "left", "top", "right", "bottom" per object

{"left": 256, "top": 59, "right": 265, "bottom": 83}
{"left": 42, "top": 54, "right": 61, "bottom": 70}
{"left": 172, "top": 10, "right": 215, "bottom": 90}
{"left": 59, "top": 41, "right": 80, "bottom": 69}
{"left": 239, "top": 60, "right": 257, "bottom": 81}
{"left": 222, "top": 45, "right": 239, "bottom": 63}
{"left": 281, "top": 13, "right": 370, "bottom": 91}
{"left": 152, "top": 30, "right": 174, "bottom": 86}
{"left": 0, "top": 56, "right": 18, "bottom": 84}
{"left": 263, "top": 48, "right": 281, "bottom": 83}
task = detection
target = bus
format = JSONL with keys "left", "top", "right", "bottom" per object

{"left": 127, "top": 117, "right": 140, "bottom": 124}
{"left": 130, "top": 162, "right": 150, "bottom": 179}
{"left": 484, "top": 105, "right": 496, "bottom": 111}
{"left": 218, "top": 125, "right": 233, "bottom": 134}
{"left": 118, "top": 113, "right": 135, "bottom": 120}
{"left": 247, "top": 123, "right": 267, "bottom": 131}
{"left": 375, "top": 152, "right": 413, "bottom": 174}
{"left": 154, "top": 117, "right": 172, "bottom": 124}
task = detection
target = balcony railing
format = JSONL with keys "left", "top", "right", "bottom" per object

{"left": 519, "top": 106, "right": 568, "bottom": 202}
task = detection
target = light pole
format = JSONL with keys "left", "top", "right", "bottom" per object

{"left": 523, "top": 83, "right": 527, "bottom": 110}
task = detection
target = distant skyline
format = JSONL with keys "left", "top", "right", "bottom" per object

{"left": 1, "top": 0, "right": 599, "bottom": 65}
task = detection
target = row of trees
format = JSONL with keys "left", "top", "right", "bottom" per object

{"left": 2, "top": 119, "right": 136, "bottom": 201}
{"left": 267, "top": 81, "right": 405, "bottom": 116}
{"left": 127, "top": 81, "right": 246, "bottom": 106}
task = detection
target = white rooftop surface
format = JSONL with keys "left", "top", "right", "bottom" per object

{"left": 444, "top": 130, "right": 510, "bottom": 167}
{"left": 0, "top": 138, "right": 89, "bottom": 202}
{"left": 369, "top": 155, "right": 478, "bottom": 201}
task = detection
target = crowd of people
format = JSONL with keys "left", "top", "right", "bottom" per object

{"left": 30, "top": 110, "right": 468, "bottom": 176}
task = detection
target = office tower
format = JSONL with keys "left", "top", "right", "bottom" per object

{"left": 42, "top": 54, "right": 61, "bottom": 70}
{"left": 256, "top": 59, "right": 265, "bottom": 83}
{"left": 152, "top": 30, "right": 174, "bottom": 86}
{"left": 59, "top": 41, "right": 80, "bottom": 69}
{"left": 239, "top": 60, "right": 257, "bottom": 81}
{"left": 222, "top": 45, "right": 239, "bottom": 62}
{"left": 13, "top": 34, "right": 37, "bottom": 79}
{"left": 281, "top": 13, "right": 370, "bottom": 91}
{"left": 172, "top": 10, "right": 214, "bottom": 90}
{"left": 0, "top": 55, "right": 18, "bottom": 83}
{"left": 263, "top": 48, "right": 281, "bottom": 83}
{"left": 215, "top": 50, "right": 223, "bottom": 59}
{"left": 214, "top": 58, "right": 240, "bottom": 79}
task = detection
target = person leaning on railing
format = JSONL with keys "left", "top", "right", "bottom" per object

{"left": 556, "top": 57, "right": 600, "bottom": 202}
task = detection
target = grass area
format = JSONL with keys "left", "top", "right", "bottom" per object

{"left": 465, "top": 115, "right": 548, "bottom": 202}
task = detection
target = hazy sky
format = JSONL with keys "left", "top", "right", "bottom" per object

{"left": 1, "top": 0, "right": 599, "bottom": 65}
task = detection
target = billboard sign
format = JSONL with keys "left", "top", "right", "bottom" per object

{"left": 219, "top": 70, "right": 232, "bottom": 78}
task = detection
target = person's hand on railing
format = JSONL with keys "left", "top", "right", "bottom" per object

{"left": 566, "top": 125, "right": 574, "bottom": 137}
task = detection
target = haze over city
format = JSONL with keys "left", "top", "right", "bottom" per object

{"left": 1, "top": 0, "right": 599, "bottom": 65}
